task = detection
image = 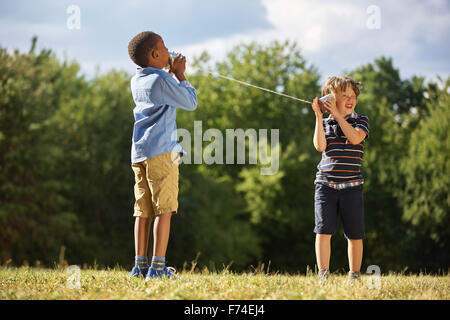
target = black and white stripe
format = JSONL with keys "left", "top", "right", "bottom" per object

{"left": 314, "top": 112, "right": 370, "bottom": 184}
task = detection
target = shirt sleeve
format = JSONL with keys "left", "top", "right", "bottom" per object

{"left": 160, "top": 76, "right": 198, "bottom": 111}
{"left": 356, "top": 115, "right": 369, "bottom": 139}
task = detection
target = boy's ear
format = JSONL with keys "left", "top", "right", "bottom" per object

{"left": 150, "top": 48, "right": 159, "bottom": 60}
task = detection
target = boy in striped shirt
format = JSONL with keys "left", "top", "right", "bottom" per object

{"left": 311, "top": 76, "right": 369, "bottom": 284}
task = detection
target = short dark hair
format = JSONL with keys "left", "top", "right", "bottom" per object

{"left": 128, "top": 31, "right": 161, "bottom": 67}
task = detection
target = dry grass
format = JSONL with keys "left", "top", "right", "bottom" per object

{"left": 1, "top": 267, "right": 449, "bottom": 300}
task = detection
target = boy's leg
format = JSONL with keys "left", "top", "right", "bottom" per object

{"left": 145, "top": 152, "right": 180, "bottom": 279}
{"left": 315, "top": 234, "right": 332, "bottom": 270}
{"left": 348, "top": 239, "right": 363, "bottom": 284}
{"left": 135, "top": 217, "right": 151, "bottom": 256}
{"left": 130, "top": 217, "right": 151, "bottom": 278}
{"left": 130, "top": 162, "right": 155, "bottom": 277}
{"left": 147, "top": 153, "right": 178, "bottom": 259}
{"left": 314, "top": 183, "right": 339, "bottom": 279}
{"left": 148, "top": 211, "right": 180, "bottom": 279}
{"left": 339, "top": 185, "right": 365, "bottom": 271}
{"left": 347, "top": 239, "right": 363, "bottom": 272}
{"left": 153, "top": 212, "right": 174, "bottom": 257}
{"left": 340, "top": 184, "right": 365, "bottom": 282}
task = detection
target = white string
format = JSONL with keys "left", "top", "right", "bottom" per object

{"left": 209, "top": 72, "right": 312, "bottom": 105}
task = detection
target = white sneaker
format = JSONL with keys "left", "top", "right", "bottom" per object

{"left": 318, "top": 269, "right": 330, "bottom": 284}
{"left": 348, "top": 271, "right": 361, "bottom": 284}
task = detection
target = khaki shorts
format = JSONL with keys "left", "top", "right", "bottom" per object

{"left": 131, "top": 152, "right": 181, "bottom": 219}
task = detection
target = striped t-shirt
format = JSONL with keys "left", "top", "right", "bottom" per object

{"left": 314, "top": 111, "right": 370, "bottom": 189}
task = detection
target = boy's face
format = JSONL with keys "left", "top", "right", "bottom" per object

{"left": 334, "top": 85, "right": 357, "bottom": 118}
{"left": 149, "top": 36, "right": 170, "bottom": 69}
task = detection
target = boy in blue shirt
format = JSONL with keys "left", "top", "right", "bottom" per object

{"left": 311, "top": 76, "right": 369, "bottom": 284}
{"left": 127, "top": 31, "right": 197, "bottom": 279}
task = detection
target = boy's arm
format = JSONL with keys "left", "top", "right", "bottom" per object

{"left": 161, "top": 77, "right": 197, "bottom": 111}
{"left": 323, "top": 99, "right": 368, "bottom": 145}
{"left": 335, "top": 117, "right": 367, "bottom": 145}
{"left": 161, "top": 54, "right": 197, "bottom": 111}
{"left": 312, "top": 97, "right": 327, "bottom": 152}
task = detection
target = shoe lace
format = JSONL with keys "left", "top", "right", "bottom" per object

{"left": 138, "top": 264, "right": 148, "bottom": 270}
{"left": 166, "top": 266, "right": 177, "bottom": 275}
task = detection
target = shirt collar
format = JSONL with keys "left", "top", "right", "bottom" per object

{"left": 326, "top": 111, "right": 358, "bottom": 123}
{"left": 136, "top": 66, "right": 166, "bottom": 76}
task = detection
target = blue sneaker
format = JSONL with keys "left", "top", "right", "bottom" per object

{"left": 145, "top": 266, "right": 179, "bottom": 280}
{"left": 130, "top": 264, "right": 149, "bottom": 278}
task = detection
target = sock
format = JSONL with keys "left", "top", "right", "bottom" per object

{"left": 151, "top": 256, "right": 165, "bottom": 271}
{"left": 319, "top": 269, "right": 329, "bottom": 275}
{"left": 135, "top": 256, "right": 149, "bottom": 269}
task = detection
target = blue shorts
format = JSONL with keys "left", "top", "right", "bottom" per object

{"left": 314, "top": 183, "right": 365, "bottom": 239}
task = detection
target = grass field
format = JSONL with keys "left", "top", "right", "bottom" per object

{"left": 1, "top": 267, "right": 449, "bottom": 300}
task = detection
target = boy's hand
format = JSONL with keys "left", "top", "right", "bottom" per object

{"left": 323, "top": 99, "right": 340, "bottom": 119}
{"left": 170, "top": 54, "right": 187, "bottom": 82}
{"left": 312, "top": 97, "right": 323, "bottom": 117}
{"left": 164, "top": 63, "right": 174, "bottom": 76}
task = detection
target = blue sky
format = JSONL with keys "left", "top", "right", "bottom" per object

{"left": 1, "top": 0, "right": 449, "bottom": 82}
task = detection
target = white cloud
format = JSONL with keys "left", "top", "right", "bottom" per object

{"left": 262, "top": 0, "right": 365, "bottom": 53}
{"left": 2, "top": 0, "right": 447, "bottom": 80}
{"left": 177, "top": 0, "right": 449, "bottom": 80}
{"left": 0, "top": 18, "right": 67, "bottom": 43}
{"left": 179, "top": 0, "right": 368, "bottom": 59}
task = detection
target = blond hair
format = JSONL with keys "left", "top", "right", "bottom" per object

{"left": 321, "top": 76, "right": 362, "bottom": 98}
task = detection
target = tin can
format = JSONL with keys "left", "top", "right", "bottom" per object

{"left": 318, "top": 93, "right": 335, "bottom": 113}
{"left": 166, "top": 51, "right": 181, "bottom": 70}
{"left": 169, "top": 51, "right": 179, "bottom": 60}
{"left": 319, "top": 93, "right": 335, "bottom": 103}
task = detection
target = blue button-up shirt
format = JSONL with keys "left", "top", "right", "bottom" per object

{"left": 130, "top": 67, "right": 197, "bottom": 163}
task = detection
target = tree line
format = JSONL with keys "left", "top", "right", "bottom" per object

{"left": 0, "top": 38, "right": 448, "bottom": 273}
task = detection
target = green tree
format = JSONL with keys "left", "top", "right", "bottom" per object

{"left": 0, "top": 38, "right": 89, "bottom": 265}
{"left": 1, "top": 38, "right": 448, "bottom": 273}
{"left": 397, "top": 78, "right": 450, "bottom": 269}
{"left": 185, "top": 41, "right": 321, "bottom": 271}
{"left": 352, "top": 58, "right": 449, "bottom": 271}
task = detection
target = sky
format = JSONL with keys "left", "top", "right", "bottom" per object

{"left": 0, "top": 0, "right": 449, "bottom": 82}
